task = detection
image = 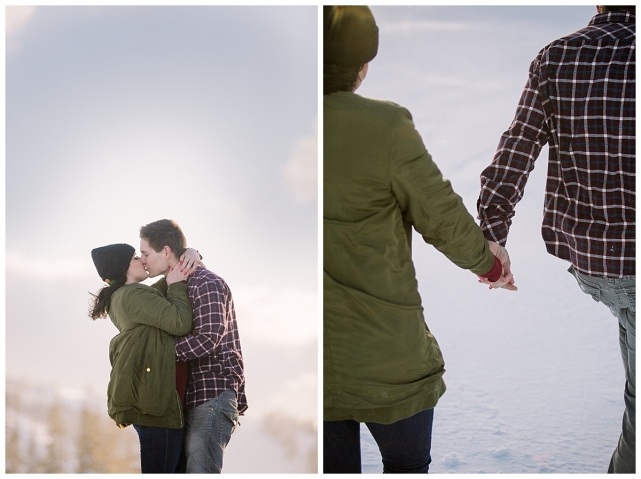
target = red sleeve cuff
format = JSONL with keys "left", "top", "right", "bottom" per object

{"left": 175, "top": 360, "right": 189, "bottom": 407}
{"left": 480, "top": 255, "right": 502, "bottom": 282}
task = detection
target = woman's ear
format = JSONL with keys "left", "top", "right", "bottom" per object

{"left": 353, "top": 62, "right": 369, "bottom": 92}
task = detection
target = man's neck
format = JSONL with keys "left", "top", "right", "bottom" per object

{"left": 164, "top": 257, "right": 180, "bottom": 276}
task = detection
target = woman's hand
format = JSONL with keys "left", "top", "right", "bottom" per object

{"left": 179, "top": 248, "right": 205, "bottom": 274}
{"left": 477, "top": 241, "right": 517, "bottom": 291}
{"left": 166, "top": 264, "right": 190, "bottom": 285}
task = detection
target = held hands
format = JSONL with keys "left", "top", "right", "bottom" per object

{"left": 166, "top": 264, "right": 190, "bottom": 285}
{"left": 179, "top": 248, "right": 206, "bottom": 274}
{"left": 478, "top": 241, "right": 518, "bottom": 291}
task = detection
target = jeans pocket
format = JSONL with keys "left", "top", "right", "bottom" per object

{"left": 569, "top": 266, "right": 601, "bottom": 302}
{"left": 215, "top": 408, "right": 237, "bottom": 450}
{"left": 222, "top": 409, "right": 238, "bottom": 432}
{"left": 624, "top": 289, "right": 635, "bottom": 314}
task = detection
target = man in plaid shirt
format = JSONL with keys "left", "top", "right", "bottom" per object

{"left": 140, "top": 219, "right": 247, "bottom": 473}
{"left": 477, "top": 6, "right": 635, "bottom": 473}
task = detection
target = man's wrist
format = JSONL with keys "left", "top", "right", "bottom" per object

{"left": 481, "top": 226, "right": 507, "bottom": 246}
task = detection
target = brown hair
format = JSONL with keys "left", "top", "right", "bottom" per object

{"left": 324, "top": 63, "right": 363, "bottom": 95}
{"left": 139, "top": 219, "right": 187, "bottom": 258}
{"left": 599, "top": 6, "right": 635, "bottom": 13}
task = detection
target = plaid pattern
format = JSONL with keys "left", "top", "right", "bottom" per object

{"left": 175, "top": 268, "right": 247, "bottom": 413}
{"left": 478, "top": 11, "right": 635, "bottom": 278}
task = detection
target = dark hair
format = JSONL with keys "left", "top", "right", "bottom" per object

{"left": 600, "top": 6, "right": 635, "bottom": 13}
{"left": 324, "top": 6, "right": 378, "bottom": 96}
{"left": 324, "top": 63, "right": 363, "bottom": 95}
{"left": 88, "top": 277, "right": 126, "bottom": 320}
{"left": 139, "top": 219, "right": 187, "bottom": 258}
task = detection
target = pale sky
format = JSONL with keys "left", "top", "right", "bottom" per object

{"left": 5, "top": 5, "right": 318, "bottom": 431}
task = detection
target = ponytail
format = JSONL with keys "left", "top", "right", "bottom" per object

{"left": 324, "top": 62, "right": 362, "bottom": 95}
{"left": 88, "top": 278, "right": 126, "bottom": 320}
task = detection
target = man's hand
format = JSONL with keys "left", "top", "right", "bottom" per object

{"left": 478, "top": 241, "right": 518, "bottom": 291}
{"left": 179, "top": 248, "right": 206, "bottom": 274}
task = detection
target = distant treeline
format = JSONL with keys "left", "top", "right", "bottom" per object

{"left": 6, "top": 382, "right": 318, "bottom": 473}
{"left": 6, "top": 386, "right": 139, "bottom": 473}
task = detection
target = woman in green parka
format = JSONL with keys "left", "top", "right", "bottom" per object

{"left": 89, "top": 243, "right": 199, "bottom": 473}
{"left": 323, "top": 6, "right": 511, "bottom": 474}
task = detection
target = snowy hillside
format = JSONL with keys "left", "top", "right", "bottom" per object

{"left": 6, "top": 379, "right": 317, "bottom": 473}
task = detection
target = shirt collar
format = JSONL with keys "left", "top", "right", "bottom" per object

{"left": 590, "top": 11, "right": 635, "bottom": 26}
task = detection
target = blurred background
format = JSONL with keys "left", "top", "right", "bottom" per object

{"left": 6, "top": 6, "right": 317, "bottom": 473}
{"left": 352, "top": 5, "right": 626, "bottom": 473}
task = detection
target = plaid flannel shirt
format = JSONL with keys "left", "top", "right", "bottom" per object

{"left": 478, "top": 11, "right": 635, "bottom": 278}
{"left": 175, "top": 267, "right": 248, "bottom": 413}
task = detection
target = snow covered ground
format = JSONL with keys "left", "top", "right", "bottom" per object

{"left": 355, "top": 6, "right": 626, "bottom": 474}
{"left": 361, "top": 235, "right": 623, "bottom": 473}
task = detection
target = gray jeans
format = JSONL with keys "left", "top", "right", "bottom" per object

{"left": 183, "top": 390, "right": 239, "bottom": 473}
{"left": 569, "top": 266, "right": 635, "bottom": 473}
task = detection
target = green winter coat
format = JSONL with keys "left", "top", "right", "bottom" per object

{"left": 324, "top": 91, "right": 494, "bottom": 424}
{"left": 107, "top": 281, "right": 193, "bottom": 429}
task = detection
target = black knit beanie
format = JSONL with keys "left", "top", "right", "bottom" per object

{"left": 91, "top": 243, "right": 135, "bottom": 284}
{"left": 324, "top": 6, "right": 379, "bottom": 66}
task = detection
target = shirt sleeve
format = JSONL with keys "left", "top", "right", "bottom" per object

{"left": 121, "top": 283, "right": 193, "bottom": 336}
{"left": 175, "top": 277, "right": 228, "bottom": 361}
{"left": 390, "top": 105, "right": 495, "bottom": 275}
{"left": 478, "top": 56, "right": 549, "bottom": 245}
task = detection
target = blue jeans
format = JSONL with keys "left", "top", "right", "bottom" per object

{"left": 132, "top": 424, "right": 184, "bottom": 473}
{"left": 570, "top": 266, "right": 635, "bottom": 473}
{"left": 182, "top": 390, "right": 239, "bottom": 473}
{"left": 324, "top": 408, "right": 434, "bottom": 473}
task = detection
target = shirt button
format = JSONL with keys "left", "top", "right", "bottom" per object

{"left": 146, "top": 368, "right": 151, "bottom": 372}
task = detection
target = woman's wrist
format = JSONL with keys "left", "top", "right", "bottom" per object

{"left": 185, "top": 247, "right": 202, "bottom": 260}
{"left": 479, "top": 255, "right": 502, "bottom": 282}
